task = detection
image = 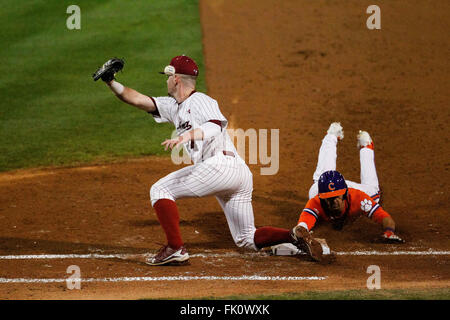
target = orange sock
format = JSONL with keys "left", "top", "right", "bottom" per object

{"left": 153, "top": 199, "right": 183, "bottom": 249}
{"left": 254, "top": 226, "right": 292, "bottom": 249}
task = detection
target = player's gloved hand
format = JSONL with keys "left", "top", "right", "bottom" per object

{"left": 92, "top": 58, "right": 124, "bottom": 82}
{"left": 381, "top": 229, "right": 405, "bottom": 243}
{"left": 290, "top": 226, "right": 324, "bottom": 262}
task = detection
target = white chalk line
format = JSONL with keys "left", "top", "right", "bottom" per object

{"left": 0, "top": 275, "right": 327, "bottom": 284}
{"left": 335, "top": 250, "right": 450, "bottom": 256}
{"left": 0, "top": 249, "right": 448, "bottom": 285}
{"left": 0, "top": 253, "right": 128, "bottom": 260}
{"left": 0, "top": 249, "right": 449, "bottom": 260}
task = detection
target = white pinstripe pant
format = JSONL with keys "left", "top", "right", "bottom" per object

{"left": 308, "top": 134, "right": 380, "bottom": 201}
{"left": 150, "top": 154, "right": 258, "bottom": 250}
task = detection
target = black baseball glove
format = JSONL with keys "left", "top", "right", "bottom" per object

{"left": 290, "top": 226, "right": 324, "bottom": 262}
{"left": 92, "top": 58, "right": 124, "bottom": 82}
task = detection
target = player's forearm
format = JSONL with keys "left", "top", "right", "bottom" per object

{"left": 162, "top": 122, "right": 222, "bottom": 150}
{"left": 382, "top": 216, "right": 396, "bottom": 231}
{"left": 180, "top": 128, "right": 204, "bottom": 142}
{"left": 179, "top": 123, "right": 221, "bottom": 142}
{"left": 107, "top": 80, "right": 156, "bottom": 113}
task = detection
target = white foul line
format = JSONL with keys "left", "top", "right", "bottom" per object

{"left": 335, "top": 250, "right": 450, "bottom": 256}
{"left": 0, "top": 275, "right": 327, "bottom": 284}
{"left": 0, "top": 249, "right": 449, "bottom": 260}
{"left": 0, "top": 254, "right": 126, "bottom": 260}
{"left": 0, "top": 249, "right": 447, "bottom": 285}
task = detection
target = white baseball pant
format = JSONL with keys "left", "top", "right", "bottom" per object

{"left": 150, "top": 153, "right": 258, "bottom": 250}
{"left": 308, "top": 134, "right": 380, "bottom": 201}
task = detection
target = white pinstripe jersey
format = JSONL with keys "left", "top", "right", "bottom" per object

{"left": 151, "top": 92, "right": 239, "bottom": 164}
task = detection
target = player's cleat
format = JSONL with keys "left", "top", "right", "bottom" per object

{"left": 146, "top": 245, "right": 190, "bottom": 266}
{"left": 290, "top": 226, "right": 324, "bottom": 262}
{"left": 357, "top": 130, "right": 374, "bottom": 150}
{"left": 327, "top": 122, "right": 344, "bottom": 140}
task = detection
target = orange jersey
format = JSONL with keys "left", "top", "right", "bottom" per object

{"left": 297, "top": 188, "right": 391, "bottom": 230}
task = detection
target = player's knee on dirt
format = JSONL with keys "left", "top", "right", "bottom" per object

{"left": 233, "top": 231, "right": 258, "bottom": 251}
{"left": 150, "top": 183, "right": 174, "bottom": 207}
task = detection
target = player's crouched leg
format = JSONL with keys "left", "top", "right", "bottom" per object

{"left": 232, "top": 229, "right": 258, "bottom": 251}
{"left": 216, "top": 196, "right": 259, "bottom": 251}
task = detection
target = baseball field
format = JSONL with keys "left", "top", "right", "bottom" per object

{"left": 0, "top": 0, "right": 449, "bottom": 303}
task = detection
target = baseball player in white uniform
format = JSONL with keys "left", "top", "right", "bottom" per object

{"left": 101, "top": 55, "right": 303, "bottom": 265}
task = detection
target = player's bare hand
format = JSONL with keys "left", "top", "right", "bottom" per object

{"left": 161, "top": 135, "right": 188, "bottom": 151}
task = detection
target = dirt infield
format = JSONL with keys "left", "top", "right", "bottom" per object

{"left": 0, "top": 0, "right": 449, "bottom": 299}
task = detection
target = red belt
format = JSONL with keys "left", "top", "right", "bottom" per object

{"left": 223, "top": 151, "right": 235, "bottom": 157}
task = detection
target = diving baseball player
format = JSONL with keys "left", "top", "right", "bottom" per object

{"left": 292, "top": 122, "right": 405, "bottom": 244}
{"left": 93, "top": 56, "right": 322, "bottom": 265}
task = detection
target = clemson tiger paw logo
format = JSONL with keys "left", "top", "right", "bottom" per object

{"left": 360, "top": 199, "right": 373, "bottom": 212}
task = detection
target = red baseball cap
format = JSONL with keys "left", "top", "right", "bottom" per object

{"left": 159, "top": 55, "right": 199, "bottom": 76}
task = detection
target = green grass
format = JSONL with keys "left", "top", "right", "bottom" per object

{"left": 172, "top": 288, "right": 450, "bottom": 300}
{"left": 0, "top": 0, "right": 205, "bottom": 172}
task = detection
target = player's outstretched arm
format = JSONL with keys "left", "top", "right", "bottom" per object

{"left": 378, "top": 215, "right": 404, "bottom": 243}
{"left": 106, "top": 80, "right": 156, "bottom": 113}
{"left": 93, "top": 58, "right": 155, "bottom": 112}
{"left": 382, "top": 216, "right": 395, "bottom": 230}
